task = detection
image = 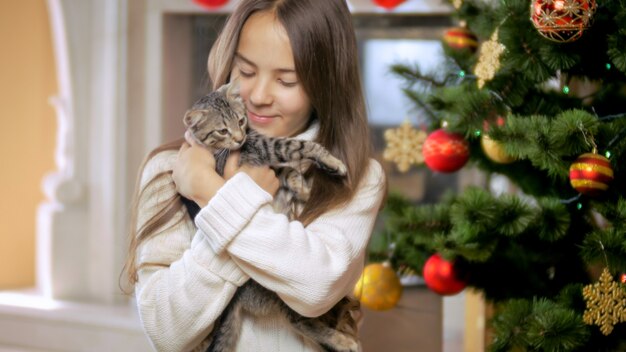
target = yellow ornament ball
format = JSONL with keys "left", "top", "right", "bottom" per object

{"left": 481, "top": 134, "right": 515, "bottom": 164}
{"left": 354, "top": 262, "right": 403, "bottom": 311}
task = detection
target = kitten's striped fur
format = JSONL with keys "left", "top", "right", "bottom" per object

{"left": 184, "top": 83, "right": 347, "bottom": 216}
{"left": 183, "top": 83, "right": 359, "bottom": 352}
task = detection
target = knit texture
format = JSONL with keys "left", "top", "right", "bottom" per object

{"left": 134, "top": 123, "right": 386, "bottom": 352}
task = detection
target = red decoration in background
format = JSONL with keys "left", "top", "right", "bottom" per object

{"left": 569, "top": 153, "right": 614, "bottom": 196}
{"left": 482, "top": 115, "right": 506, "bottom": 131}
{"left": 530, "top": 0, "right": 597, "bottom": 42}
{"left": 423, "top": 253, "right": 467, "bottom": 296}
{"left": 620, "top": 273, "right": 626, "bottom": 284}
{"left": 443, "top": 27, "right": 479, "bottom": 53}
{"left": 422, "top": 129, "right": 470, "bottom": 173}
{"left": 373, "top": 0, "right": 406, "bottom": 10}
{"left": 193, "top": 0, "right": 229, "bottom": 9}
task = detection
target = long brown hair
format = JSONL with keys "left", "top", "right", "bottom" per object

{"left": 124, "top": 0, "right": 372, "bottom": 288}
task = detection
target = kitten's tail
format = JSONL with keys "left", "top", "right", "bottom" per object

{"left": 206, "top": 302, "right": 243, "bottom": 352}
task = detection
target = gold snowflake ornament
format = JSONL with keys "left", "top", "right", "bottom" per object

{"left": 383, "top": 121, "right": 427, "bottom": 173}
{"left": 582, "top": 267, "right": 626, "bottom": 335}
{"left": 475, "top": 28, "right": 506, "bottom": 89}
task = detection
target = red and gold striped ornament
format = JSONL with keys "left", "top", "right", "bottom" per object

{"left": 569, "top": 152, "right": 613, "bottom": 196}
{"left": 443, "top": 27, "right": 479, "bottom": 52}
{"left": 422, "top": 129, "right": 470, "bottom": 173}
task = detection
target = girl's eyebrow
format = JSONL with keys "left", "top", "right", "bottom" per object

{"left": 234, "top": 52, "right": 295, "bottom": 73}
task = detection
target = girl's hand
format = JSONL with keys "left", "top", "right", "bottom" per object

{"left": 173, "top": 141, "right": 224, "bottom": 207}
{"left": 223, "top": 152, "right": 280, "bottom": 197}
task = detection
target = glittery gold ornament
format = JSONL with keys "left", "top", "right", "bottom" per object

{"left": 354, "top": 262, "right": 403, "bottom": 311}
{"left": 383, "top": 121, "right": 427, "bottom": 173}
{"left": 481, "top": 134, "right": 515, "bottom": 164}
{"left": 475, "top": 29, "right": 506, "bottom": 89}
{"left": 582, "top": 267, "right": 626, "bottom": 335}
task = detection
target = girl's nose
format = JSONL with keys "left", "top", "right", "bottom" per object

{"left": 248, "top": 78, "right": 273, "bottom": 106}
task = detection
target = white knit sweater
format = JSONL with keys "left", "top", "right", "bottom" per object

{"left": 134, "top": 123, "right": 386, "bottom": 352}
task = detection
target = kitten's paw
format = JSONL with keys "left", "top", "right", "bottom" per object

{"left": 321, "top": 333, "right": 359, "bottom": 352}
{"left": 295, "top": 188, "right": 310, "bottom": 202}
{"left": 319, "top": 157, "right": 347, "bottom": 176}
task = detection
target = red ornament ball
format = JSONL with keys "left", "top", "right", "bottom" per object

{"left": 422, "top": 129, "right": 470, "bottom": 173}
{"left": 569, "top": 153, "right": 613, "bottom": 196}
{"left": 621, "top": 273, "right": 626, "bottom": 284}
{"left": 373, "top": 0, "right": 406, "bottom": 10}
{"left": 423, "top": 253, "right": 467, "bottom": 296}
{"left": 193, "top": 0, "right": 229, "bottom": 9}
{"left": 530, "top": 0, "right": 597, "bottom": 43}
{"left": 443, "top": 27, "right": 479, "bottom": 52}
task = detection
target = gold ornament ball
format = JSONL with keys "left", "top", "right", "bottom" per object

{"left": 354, "top": 262, "right": 403, "bottom": 311}
{"left": 481, "top": 134, "right": 515, "bottom": 164}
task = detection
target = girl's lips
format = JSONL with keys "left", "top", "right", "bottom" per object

{"left": 247, "top": 111, "right": 276, "bottom": 125}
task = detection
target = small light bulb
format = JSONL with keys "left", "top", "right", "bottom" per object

{"left": 554, "top": 0, "right": 565, "bottom": 10}
{"left": 605, "top": 150, "right": 611, "bottom": 159}
{"left": 562, "top": 86, "right": 570, "bottom": 94}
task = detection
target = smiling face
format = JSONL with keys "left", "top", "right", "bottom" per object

{"left": 231, "top": 10, "right": 313, "bottom": 138}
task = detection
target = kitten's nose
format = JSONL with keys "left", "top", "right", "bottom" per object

{"left": 233, "top": 132, "right": 245, "bottom": 144}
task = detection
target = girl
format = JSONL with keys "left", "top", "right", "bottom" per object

{"left": 125, "top": 0, "right": 386, "bottom": 351}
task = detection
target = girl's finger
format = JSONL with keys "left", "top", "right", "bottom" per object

{"left": 178, "top": 142, "right": 190, "bottom": 156}
{"left": 223, "top": 151, "right": 241, "bottom": 179}
{"left": 184, "top": 130, "right": 201, "bottom": 146}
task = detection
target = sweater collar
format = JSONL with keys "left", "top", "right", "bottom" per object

{"left": 293, "top": 118, "right": 320, "bottom": 141}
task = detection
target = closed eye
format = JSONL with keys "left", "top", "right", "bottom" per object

{"left": 278, "top": 79, "right": 298, "bottom": 88}
{"left": 218, "top": 129, "right": 229, "bottom": 134}
{"left": 239, "top": 69, "right": 254, "bottom": 78}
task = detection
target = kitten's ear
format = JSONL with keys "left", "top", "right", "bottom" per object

{"left": 183, "top": 109, "right": 205, "bottom": 127}
{"left": 225, "top": 81, "right": 241, "bottom": 100}
{"left": 216, "top": 83, "right": 229, "bottom": 96}
{"left": 217, "top": 82, "right": 241, "bottom": 100}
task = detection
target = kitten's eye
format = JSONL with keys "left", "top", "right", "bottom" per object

{"left": 238, "top": 119, "right": 245, "bottom": 127}
{"left": 218, "top": 129, "right": 228, "bottom": 135}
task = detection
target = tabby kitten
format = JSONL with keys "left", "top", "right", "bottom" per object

{"left": 182, "top": 82, "right": 359, "bottom": 352}
{"left": 184, "top": 83, "right": 346, "bottom": 217}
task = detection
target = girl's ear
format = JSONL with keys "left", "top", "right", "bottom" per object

{"left": 183, "top": 109, "right": 206, "bottom": 127}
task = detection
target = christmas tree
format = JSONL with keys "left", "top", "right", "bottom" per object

{"left": 375, "top": 0, "right": 626, "bottom": 350}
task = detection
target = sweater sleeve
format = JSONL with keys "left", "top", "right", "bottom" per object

{"left": 134, "top": 151, "right": 250, "bottom": 352}
{"left": 194, "top": 159, "right": 386, "bottom": 318}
